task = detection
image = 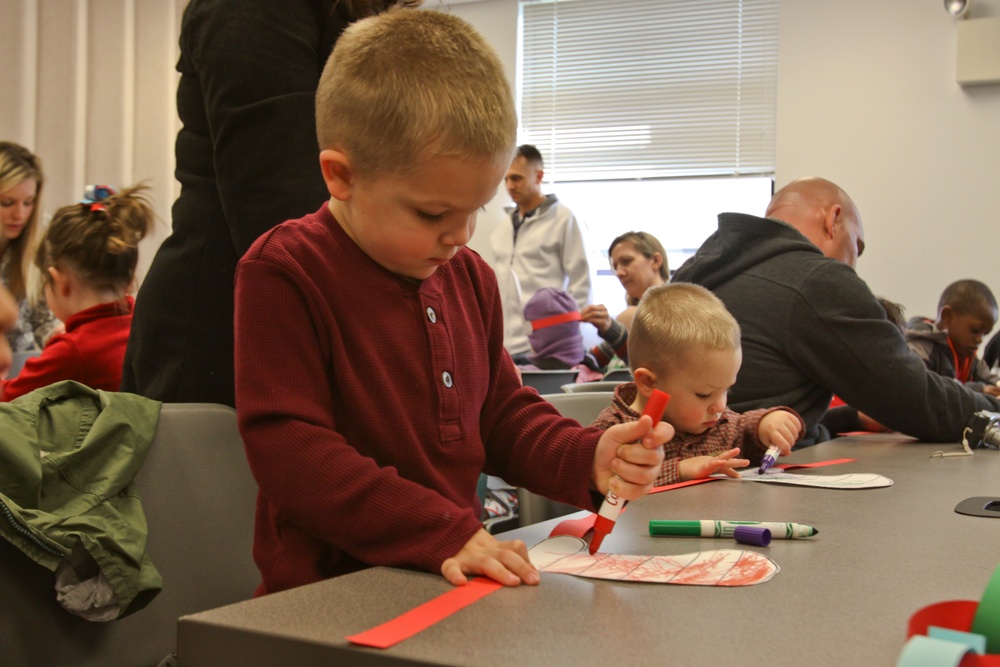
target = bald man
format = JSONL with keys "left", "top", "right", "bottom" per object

{"left": 672, "top": 177, "right": 1000, "bottom": 444}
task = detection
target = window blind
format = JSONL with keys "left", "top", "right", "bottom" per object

{"left": 519, "top": 0, "right": 779, "bottom": 182}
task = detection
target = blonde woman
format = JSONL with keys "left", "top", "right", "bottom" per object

{"left": 0, "top": 142, "right": 62, "bottom": 354}
{"left": 582, "top": 231, "right": 669, "bottom": 369}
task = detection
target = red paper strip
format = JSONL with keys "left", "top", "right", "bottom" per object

{"left": 650, "top": 478, "right": 718, "bottom": 494}
{"left": 908, "top": 600, "right": 979, "bottom": 638}
{"left": 531, "top": 311, "right": 582, "bottom": 330}
{"left": 905, "top": 599, "right": 1000, "bottom": 666}
{"left": 347, "top": 577, "right": 503, "bottom": 649}
{"left": 777, "top": 457, "right": 856, "bottom": 469}
{"left": 549, "top": 513, "right": 597, "bottom": 538}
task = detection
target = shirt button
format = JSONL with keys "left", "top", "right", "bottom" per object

{"left": 442, "top": 371, "right": 453, "bottom": 388}
{"left": 426, "top": 307, "right": 437, "bottom": 323}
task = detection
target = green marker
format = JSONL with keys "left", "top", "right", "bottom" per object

{"left": 649, "top": 520, "right": 818, "bottom": 539}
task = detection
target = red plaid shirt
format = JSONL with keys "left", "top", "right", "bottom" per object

{"left": 590, "top": 383, "right": 804, "bottom": 486}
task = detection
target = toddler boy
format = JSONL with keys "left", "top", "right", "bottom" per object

{"left": 592, "top": 283, "right": 804, "bottom": 485}
{"left": 907, "top": 279, "right": 1000, "bottom": 397}
{"left": 233, "top": 8, "right": 671, "bottom": 596}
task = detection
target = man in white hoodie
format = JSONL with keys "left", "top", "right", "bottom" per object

{"left": 491, "top": 145, "right": 591, "bottom": 363}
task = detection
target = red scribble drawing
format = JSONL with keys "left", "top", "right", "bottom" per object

{"left": 669, "top": 550, "right": 731, "bottom": 585}
{"left": 528, "top": 536, "right": 778, "bottom": 587}
{"left": 719, "top": 551, "right": 778, "bottom": 586}
{"left": 624, "top": 553, "right": 699, "bottom": 583}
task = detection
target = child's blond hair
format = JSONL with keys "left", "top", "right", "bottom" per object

{"left": 315, "top": 8, "right": 516, "bottom": 177}
{"left": 629, "top": 283, "right": 741, "bottom": 375}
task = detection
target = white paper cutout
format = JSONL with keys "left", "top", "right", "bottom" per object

{"left": 719, "top": 469, "right": 894, "bottom": 489}
{"left": 528, "top": 536, "right": 778, "bottom": 586}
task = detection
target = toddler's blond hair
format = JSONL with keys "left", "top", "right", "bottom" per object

{"left": 629, "top": 283, "right": 741, "bottom": 375}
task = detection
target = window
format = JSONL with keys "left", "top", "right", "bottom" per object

{"left": 517, "top": 0, "right": 779, "bottom": 307}
{"left": 555, "top": 176, "right": 773, "bottom": 310}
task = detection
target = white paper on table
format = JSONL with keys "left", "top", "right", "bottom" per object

{"left": 717, "top": 468, "right": 893, "bottom": 489}
{"left": 527, "top": 536, "right": 779, "bottom": 586}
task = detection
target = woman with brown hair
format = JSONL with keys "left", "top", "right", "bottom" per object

{"left": 581, "top": 230, "right": 669, "bottom": 369}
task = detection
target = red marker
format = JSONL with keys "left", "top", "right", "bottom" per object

{"left": 589, "top": 389, "right": 670, "bottom": 555}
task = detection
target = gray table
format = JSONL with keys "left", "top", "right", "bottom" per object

{"left": 177, "top": 435, "right": 1000, "bottom": 666}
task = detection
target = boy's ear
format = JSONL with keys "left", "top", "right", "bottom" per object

{"left": 632, "top": 367, "right": 657, "bottom": 398}
{"left": 319, "top": 149, "right": 354, "bottom": 201}
{"left": 938, "top": 305, "right": 954, "bottom": 329}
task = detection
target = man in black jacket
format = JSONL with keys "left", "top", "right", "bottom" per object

{"left": 672, "top": 176, "right": 1000, "bottom": 444}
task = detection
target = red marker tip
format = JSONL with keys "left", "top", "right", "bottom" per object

{"left": 589, "top": 514, "right": 616, "bottom": 554}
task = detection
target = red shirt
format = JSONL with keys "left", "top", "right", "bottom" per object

{"left": 235, "top": 205, "right": 603, "bottom": 595}
{"left": 2, "top": 298, "right": 134, "bottom": 402}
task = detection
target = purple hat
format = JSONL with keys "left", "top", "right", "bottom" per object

{"left": 524, "top": 288, "right": 584, "bottom": 368}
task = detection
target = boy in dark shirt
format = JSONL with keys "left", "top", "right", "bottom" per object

{"left": 234, "top": 8, "right": 671, "bottom": 596}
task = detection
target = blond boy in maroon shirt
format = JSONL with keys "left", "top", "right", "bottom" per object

{"left": 234, "top": 9, "right": 673, "bottom": 596}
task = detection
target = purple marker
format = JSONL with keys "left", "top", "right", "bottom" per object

{"left": 758, "top": 445, "right": 780, "bottom": 475}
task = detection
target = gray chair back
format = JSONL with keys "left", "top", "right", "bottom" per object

{"left": 8, "top": 350, "right": 40, "bottom": 378}
{"left": 562, "top": 380, "right": 626, "bottom": 393}
{"left": 517, "top": 392, "right": 616, "bottom": 526}
{"left": 0, "top": 402, "right": 260, "bottom": 666}
{"left": 520, "top": 369, "right": 580, "bottom": 393}
{"left": 540, "top": 391, "right": 615, "bottom": 425}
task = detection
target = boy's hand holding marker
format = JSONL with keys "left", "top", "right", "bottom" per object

{"left": 441, "top": 395, "right": 672, "bottom": 586}
{"left": 591, "top": 402, "right": 673, "bottom": 502}
{"left": 590, "top": 389, "right": 671, "bottom": 554}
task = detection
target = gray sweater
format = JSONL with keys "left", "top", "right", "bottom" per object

{"left": 672, "top": 212, "right": 1000, "bottom": 443}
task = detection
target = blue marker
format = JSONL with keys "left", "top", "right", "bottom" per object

{"left": 758, "top": 445, "right": 780, "bottom": 474}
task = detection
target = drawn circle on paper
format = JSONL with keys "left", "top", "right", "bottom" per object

{"left": 527, "top": 535, "right": 588, "bottom": 569}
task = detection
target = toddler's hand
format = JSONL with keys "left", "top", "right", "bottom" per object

{"left": 758, "top": 410, "right": 800, "bottom": 454}
{"left": 441, "top": 528, "right": 539, "bottom": 587}
{"left": 678, "top": 448, "right": 750, "bottom": 480}
{"left": 592, "top": 415, "right": 672, "bottom": 500}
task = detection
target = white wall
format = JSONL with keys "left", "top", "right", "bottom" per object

{"left": 436, "top": 0, "right": 520, "bottom": 266}
{"left": 451, "top": 0, "right": 1000, "bottom": 323}
{"left": 775, "top": 0, "right": 1000, "bottom": 320}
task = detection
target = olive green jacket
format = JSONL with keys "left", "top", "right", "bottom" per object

{"left": 0, "top": 381, "right": 161, "bottom": 620}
